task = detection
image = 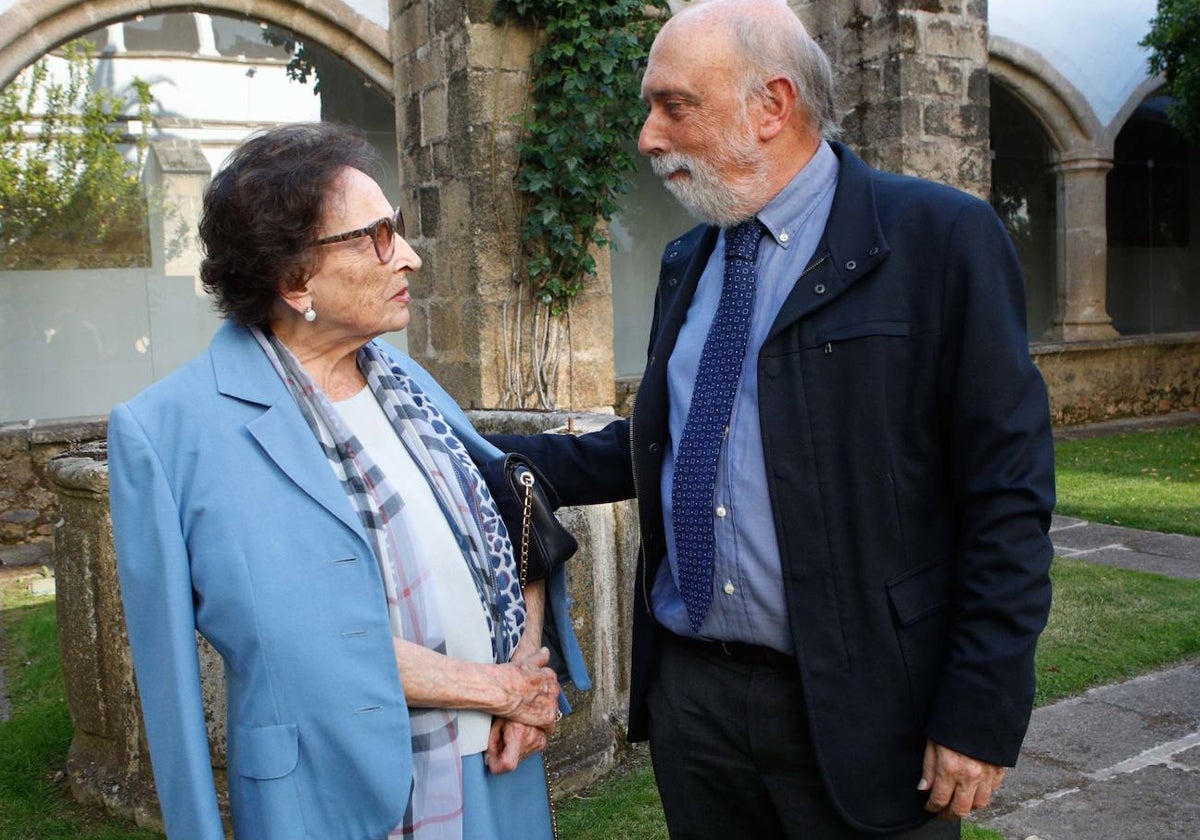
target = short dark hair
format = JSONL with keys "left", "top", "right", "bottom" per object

{"left": 198, "top": 122, "right": 383, "bottom": 326}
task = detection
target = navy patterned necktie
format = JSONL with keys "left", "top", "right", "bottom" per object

{"left": 671, "top": 218, "right": 763, "bottom": 632}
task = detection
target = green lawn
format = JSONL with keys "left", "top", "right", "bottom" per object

{"left": 1054, "top": 424, "right": 1200, "bottom": 536}
{"left": 2, "top": 422, "right": 1198, "bottom": 839}
{"left": 0, "top": 589, "right": 162, "bottom": 840}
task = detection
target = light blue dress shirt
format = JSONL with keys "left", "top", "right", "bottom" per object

{"left": 654, "top": 141, "right": 840, "bottom": 652}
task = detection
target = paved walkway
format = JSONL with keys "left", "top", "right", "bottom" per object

{"left": 976, "top": 515, "right": 1200, "bottom": 840}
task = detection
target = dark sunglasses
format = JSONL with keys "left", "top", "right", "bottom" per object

{"left": 312, "top": 207, "right": 405, "bottom": 263}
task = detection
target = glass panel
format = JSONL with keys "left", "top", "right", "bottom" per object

{"left": 123, "top": 14, "right": 201, "bottom": 54}
{"left": 1, "top": 269, "right": 156, "bottom": 421}
{"left": 990, "top": 81, "right": 1057, "bottom": 340}
{"left": 1107, "top": 97, "right": 1200, "bottom": 335}
{"left": 0, "top": 12, "right": 405, "bottom": 423}
{"left": 211, "top": 17, "right": 292, "bottom": 61}
{"left": 610, "top": 147, "right": 695, "bottom": 377}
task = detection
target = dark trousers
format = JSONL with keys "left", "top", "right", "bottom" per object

{"left": 647, "top": 633, "right": 960, "bottom": 840}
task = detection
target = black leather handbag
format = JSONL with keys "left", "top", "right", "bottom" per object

{"left": 477, "top": 453, "right": 578, "bottom": 585}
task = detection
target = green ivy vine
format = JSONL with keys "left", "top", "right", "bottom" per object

{"left": 493, "top": 0, "right": 668, "bottom": 314}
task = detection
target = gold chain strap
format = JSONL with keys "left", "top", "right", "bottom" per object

{"left": 518, "top": 469, "right": 534, "bottom": 588}
{"left": 516, "top": 468, "right": 558, "bottom": 838}
{"left": 544, "top": 754, "right": 559, "bottom": 839}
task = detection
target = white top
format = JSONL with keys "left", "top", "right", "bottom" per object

{"left": 335, "top": 386, "right": 494, "bottom": 754}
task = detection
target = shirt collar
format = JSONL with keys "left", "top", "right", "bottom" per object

{"left": 755, "top": 140, "right": 839, "bottom": 250}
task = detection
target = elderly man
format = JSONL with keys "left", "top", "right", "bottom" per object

{"left": 493, "top": 0, "right": 1055, "bottom": 836}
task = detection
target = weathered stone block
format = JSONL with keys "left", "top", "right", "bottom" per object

{"left": 433, "top": 0, "right": 468, "bottom": 37}
{"left": 467, "top": 20, "right": 536, "bottom": 72}
{"left": 419, "top": 82, "right": 449, "bottom": 144}
{"left": 920, "top": 16, "right": 986, "bottom": 61}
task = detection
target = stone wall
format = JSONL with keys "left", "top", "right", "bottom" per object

{"left": 1032, "top": 333, "right": 1200, "bottom": 426}
{"left": 794, "top": 0, "right": 991, "bottom": 198}
{"left": 0, "top": 417, "right": 106, "bottom": 560}
{"left": 393, "top": 0, "right": 618, "bottom": 414}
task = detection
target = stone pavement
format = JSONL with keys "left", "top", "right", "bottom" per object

{"left": 976, "top": 515, "right": 1200, "bottom": 840}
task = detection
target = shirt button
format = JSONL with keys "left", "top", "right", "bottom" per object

{"left": 715, "top": 505, "right": 727, "bottom": 518}
{"left": 723, "top": 580, "right": 735, "bottom": 595}
{"left": 779, "top": 231, "right": 790, "bottom": 243}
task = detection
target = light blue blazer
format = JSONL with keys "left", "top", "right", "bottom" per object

{"left": 107, "top": 320, "right": 588, "bottom": 840}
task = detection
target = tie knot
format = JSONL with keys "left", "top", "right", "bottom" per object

{"left": 724, "top": 219, "right": 762, "bottom": 263}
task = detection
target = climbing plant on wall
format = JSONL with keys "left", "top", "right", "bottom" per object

{"left": 490, "top": 0, "right": 667, "bottom": 408}
{"left": 493, "top": 0, "right": 668, "bottom": 313}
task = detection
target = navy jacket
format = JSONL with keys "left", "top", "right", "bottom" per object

{"left": 492, "top": 142, "right": 1055, "bottom": 832}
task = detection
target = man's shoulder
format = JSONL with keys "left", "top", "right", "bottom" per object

{"left": 862, "top": 166, "right": 1007, "bottom": 248}
{"left": 870, "top": 167, "right": 983, "bottom": 215}
{"left": 833, "top": 141, "right": 988, "bottom": 220}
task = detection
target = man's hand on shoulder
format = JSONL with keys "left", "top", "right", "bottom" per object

{"left": 918, "top": 740, "right": 1007, "bottom": 819}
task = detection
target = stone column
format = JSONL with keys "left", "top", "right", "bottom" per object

{"left": 1052, "top": 157, "right": 1120, "bottom": 340}
{"left": 48, "top": 443, "right": 165, "bottom": 831}
{"left": 795, "top": 0, "right": 991, "bottom": 197}
{"left": 392, "top": 0, "right": 616, "bottom": 411}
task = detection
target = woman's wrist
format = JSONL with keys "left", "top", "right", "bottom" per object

{"left": 517, "top": 580, "right": 546, "bottom": 655}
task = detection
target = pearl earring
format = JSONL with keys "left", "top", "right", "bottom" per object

{"left": 303, "top": 305, "right": 317, "bottom": 323}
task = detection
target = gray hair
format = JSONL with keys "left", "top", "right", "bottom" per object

{"left": 730, "top": 11, "right": 842, "bottom": 140}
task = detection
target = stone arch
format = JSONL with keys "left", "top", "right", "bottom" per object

{"left": 1105, "top": 75, "right": 1167, "bottom": 144}
{"left": 988, "top": 35, "right": 1105, "bottom": 161}
{"left": 988, "top": 35, "right": 1118, "bottom": 340}
{"left": 0, "top": 0, "right": 392, "bottom": 94}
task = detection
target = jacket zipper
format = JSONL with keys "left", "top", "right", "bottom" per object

{"left": 801, "top": 253, "right": 828, "bottom": 280}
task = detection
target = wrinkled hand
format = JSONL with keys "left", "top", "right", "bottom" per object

{"left": 485, "top": 718, "right": 549, "bottom": 774}
{"left": 493, "top": 646, "right": 560, "bottom": 730}
{"left": 919, "top": 740, "right": 1007, "bottom": 819}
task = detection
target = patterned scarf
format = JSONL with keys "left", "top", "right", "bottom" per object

{"left": 252, "top": 329, "right": 524, "bottom": 839}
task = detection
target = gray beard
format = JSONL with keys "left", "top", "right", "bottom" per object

{"left": 651, "top": 151, "right": 766, "bottom": 228}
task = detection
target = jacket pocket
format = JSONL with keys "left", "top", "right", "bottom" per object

{"left": 815, "top": 319, "right": 910, "bottom": 346}
{"left": 886, "top": 560, "right": 953, "bottom": 719}
{"left": 230, "top": 722, "right": 300, "bottom": 780}
{"left": 887, "top": 559, "right": 953, "bottom": 627}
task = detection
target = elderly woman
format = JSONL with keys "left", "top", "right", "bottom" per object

{"left": 107, "top": 123, "right": 578, "bottom": 840}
